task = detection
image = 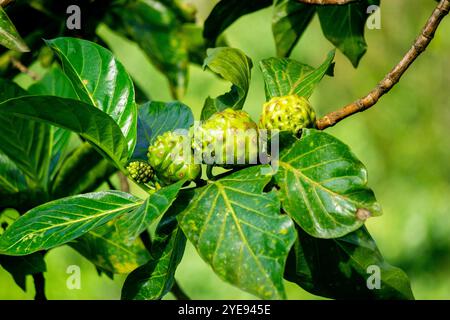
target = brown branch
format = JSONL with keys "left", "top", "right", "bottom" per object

{"left": 10, "top": 57, "right": 41, "bottom": 81}
{"left": 118, "top": 172, "right": 130, "bottom": 193}
{"left": 317, "top": 0, "right": 450, "bottom": 130}
{"left": 297, "top": 0, "right": 356, "bottom": 5}
{"left": 0, "top": 0, "right": 14, "bottom": 7}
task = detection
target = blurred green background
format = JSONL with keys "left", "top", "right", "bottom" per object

{"left": 1, "top": 0, "right": 449, "bottom": 299}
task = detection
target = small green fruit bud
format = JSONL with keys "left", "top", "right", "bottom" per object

{"left": 127, "top": 161, "right": 154, "bottom": 184}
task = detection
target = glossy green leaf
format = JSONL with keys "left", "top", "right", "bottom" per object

{"left": 0, "top": 95, "right": 129, "bottom": 171}
{"left": 317, "top": 0, "right": 379, "bottom": 67}
{"left": 0, "top": 252, "right": 46, "bottom": 291}
{"left": 132, "top": 101, "right": 193, "bottom": 160}
{"left": 51, "top": 143, "right": 116, "bottom": 199}
{"left": 0, "top": 210, "right": 46, "bottom": 291}
{"left": 70, "top": 220, "right": 150, "bottom": 275}
{"left": 107, "top": 0, "right": 189, "bottom": 99}
{"left": 179, "top": 166, "right": 296, "bottom": 299}
{"left": 203, "top": 0, "right": 272, "bottom": 46}
{"left": 46, "top": 37, "right": 137, "bottom": 155}
{"left": 122, "top": 204, "right": 187, "bottom": 300}
{"left": 272, "top": 0, "right": 315, "bottom": 57}
{"left": 259, "top": 50, "right": 335, "bottom": 100}
{"left": 201, "top": 47, "right": 253, "bottom": 120}
{"left": 274, "top": 129, "right": 382, "bottom": 239}
{"left": 0, "top": 7, "right": 29, "bottom": 52}
{"left": 0, "top": 79, "right": 51, "bottom": 185}
{"left": 285, "top": 226, "right": 414, "bottom": 300}
{"left": 28, "top": 67, "right": 78, "bottom": 180}
{"left": 117, "top": 180, "right": 184, "bottom": 244}
{"left": 0, "top": 191, "right": 143, "bottom": 255}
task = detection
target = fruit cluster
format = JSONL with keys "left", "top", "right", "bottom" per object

{"left": 126, "top": 94, "right": 316, "bottom": 186}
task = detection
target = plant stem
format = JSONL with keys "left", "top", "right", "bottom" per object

{"left": 118, "top": 172, "right": 130, "bottom": 192}
{"left": 171, "top": 280, "right": 191, "bottom": 300}
{"left": 10, "top": 57, "right": 40, "bottom": 81}
{"left": 33, "top": 273, "right": 47, "bottom": 301}
{"left": 316, "top": 0, "right": 450, "bottom": 130}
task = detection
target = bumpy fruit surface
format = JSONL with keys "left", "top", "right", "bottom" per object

{"left": 259, "top": 94, "right": 316, "bottom": 135}
{"left": 127, "top": 161, "right": 154, "bottom": 184}
{"left": 192, "top": 108, "right": 259, "bottom": 167}
{"left": 147, "top": 131, "right": 201, "bottom": 184}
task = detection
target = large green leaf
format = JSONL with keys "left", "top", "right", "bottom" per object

{"left": 317, "top": 0, "right": 379, "bottom": 67}
{"left": 132, "top": 101, "right": 193, "bottom": 161}
{"left": 0, "top": 7, "right": 29, "bottom": 52}
{"left": 0, "top": 79, "right": 51, "bottom": 186}
{"left": 272, "top": 0, "right": 315, "bottom": 57}
{"left": 70, "top": 220, "right": 150, "bottom": 275}
{"left": 122, "top": 204, "right": 187, "bottom": 300}
{"left": 0, "top": 191, "right": 143, "bottom": 255}
{"left": 0, "top": 252, "right": 46, "bottom": 291}
{"left": 51, "top": 143, "right": 116, "bottom": 199}
{"left": 0, "top": 95, "right": 129, "bottom": 171}
{"left": 203, "top": 0, "right": 272, "bottom": 46}
{"left": 107, "top": 0, "right": 189, "bottom": 99}
{"left": 179, "top": 166, "right": 296, "bottom": 299}
{"left": 117, "top": 180, "right": 184, "bottom": 244}
{"left": 46, "top": 37, "right": 137, "bottom": 156}
{"left": 259, "top": 50, "right": 335, "bottom": 100}
{"left": 201, "top": 47, "right": 253, "bottom": 120}
{"left": 274, "top": 129, "right": 381, "bottom": 239}
{"left": 28, "top": 67, "right": 78, "bottom": 180}
{"left": 285, "top": 226, "right": 414, "bottom": 300}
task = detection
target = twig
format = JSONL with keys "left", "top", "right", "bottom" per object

{"left": 118, "top": 172, "right": 130, "bottom": 193}
{"left": 0, "top": 0, "right": 14, "bottom": 7}
{"left": 10, "top": 57, "right": 41, "bottom": 81}
{"left": 171, "top": 280, "right": 191, "bottom": 300}
{"left": 297, "top": 0, "right": 356, "bottom": 4}
{"left": 316, "top": 0, "right": 450, "bottom": 130}
{"left": 32, "top": 273, "right": 47, "bottom": 301}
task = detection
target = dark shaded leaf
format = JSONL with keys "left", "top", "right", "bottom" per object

{"left": 285, "top": 226, "right": 414, "bottom": 300}
{"left": 274, "top": 129, "right": 382, "bottom": 238}
{"left": 272, "top": 0, "right": 315, "bottom": 57}
{"left": 122, "top": 197, "right": 189, "bottom": 300}
{"left": 0, "top": 95, "right": 129, "bottom": 171}
{"left": 28, "top": 67, "right": 78, "bottom": 180}
{"left": 0, "top": 252, "right": 46, "bottom": 291}
{"left": 204, "top": 0, "right": 272, "bottom": 46}
{"left": 0, "top": 79, "right": 51, "bottom": 186}
{"left": 51, "top": 143, "right": 116, "bottom": 199}
{"left": 317, "top": 0, "right": 379, "bottom": 67}
{"left": 107, "top": 0, "right": 189, "bottom": 99}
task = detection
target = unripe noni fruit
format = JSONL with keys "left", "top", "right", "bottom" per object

{"left": 147, "top": 131, "right": 201, "bottom": 184}
{"left": 192, "top": 108, "right": 259, "bottom": 167}
{"left": 259, "top": 94, "right": 316, "bottom": 135}
{"left": 127, "top": 161, "right": 154, "bottom": 184}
